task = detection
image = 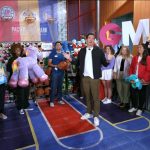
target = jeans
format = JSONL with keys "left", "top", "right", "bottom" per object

{"left": 50, "top": 71, "right": 64, "bottom": 102}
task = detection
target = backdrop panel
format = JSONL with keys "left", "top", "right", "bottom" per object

{"left": 0, "top": 0, "right": 60, "bottom": 42}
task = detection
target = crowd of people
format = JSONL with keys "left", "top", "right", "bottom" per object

{"left": 47, "top": 33, "right": 150, "bottom": 126}
{"left": 0, "top": 33, "right": 150, "bottom": 127}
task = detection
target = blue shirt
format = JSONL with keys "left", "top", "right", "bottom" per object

{"left": 48, "top": 50, "right": 65, "bottom": 73}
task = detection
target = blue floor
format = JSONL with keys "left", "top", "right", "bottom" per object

{"left": 1, "top": 95, "right": 150, "bottom": 150}
{"left": 0, "top": 104, "right": 35, "bottom": 150}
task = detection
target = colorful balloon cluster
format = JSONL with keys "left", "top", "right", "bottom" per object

{"left": 0, "top": 43, "right": 11, "bottom": 64}
{"left": 71, "top": 38, "right": 86, "bottom": 57}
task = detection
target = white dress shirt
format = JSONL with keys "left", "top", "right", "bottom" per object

{"left": 83, "top": 47, "right": 94, "bottom": 79}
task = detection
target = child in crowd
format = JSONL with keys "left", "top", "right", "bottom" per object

{"left": 7, "top": 43, "right": 31, "bottom": 115}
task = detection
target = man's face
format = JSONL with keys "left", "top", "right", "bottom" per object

{"left": 86, "top": 35, "right": 95, "bottom": 47}
{"left": 55, "top": 43, "right": 62, "bottom": 51}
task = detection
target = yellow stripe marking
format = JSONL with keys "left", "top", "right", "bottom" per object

{"left": 16, "top": 144, "right": 35, "bottom": 150}
{"left": 15, "top": 110, "right": 39, "bottom": 150}
{"left": 114, "top": 116, "right": 142, "bottom": 125}
{"left": 114, "top": 116, "right": 150, "bottom": 132}
{"left": 25, "top": 111, "right": 39, "bottom": 150}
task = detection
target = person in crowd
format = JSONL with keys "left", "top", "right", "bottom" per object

{"left": 7, "top": 43, "right": 21, "bottom": 81}
{"left": 7, "top": 43, "right": 31, "bottom": 115}
{"left": 111, "top": 46, "right": 122, "bottom": 101}
{"left": 101, "top": 45, "right": 115, "bottom": 104}
{"left": 48, "top": 41, "right": 71, "bottom": 107}
{"left": 128, "top": 43, "right": 150, "bottom": 116}
{"left": 113, "top": 46, "right": 132, "bottom": 108}
{"left": 145, "top": 35, "right": 150, "bottom": 55}
{"left": 0, "top": 60, "right": 8, "bottom": 120}
{"left": 7, "top": 43, "right": 22, "bottom": 103}
{"left": 78, "top": 33, "right": 108, "bottom": 126}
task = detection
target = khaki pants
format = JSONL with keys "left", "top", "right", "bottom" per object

{"left": 116, "top": 79, "right": 130, "bottom": 103}
{"left": 82, "top": 77, "right": 100, "bottom": 117}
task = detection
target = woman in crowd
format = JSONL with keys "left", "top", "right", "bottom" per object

{"left": 101, "top": 45, "right": 115, "bottom": 104}
{"left": 113, "top": 46, "right": 132, "bottom": 108}
{"left": 7, "top": 43, "right": 30, "bottom": 115}
{"left": 128, "top": 43, "right": 150, "bottom": 116}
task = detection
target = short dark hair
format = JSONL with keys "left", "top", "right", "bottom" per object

{"left": 55, "top": 41, "right": 62, "bottom": 46}
{"left": 86, "top": 33, "right": 95, "bottom": 39}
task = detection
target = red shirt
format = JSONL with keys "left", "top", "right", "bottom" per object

{"left": 129, "top": 56, "right": 150, "bottom": 82}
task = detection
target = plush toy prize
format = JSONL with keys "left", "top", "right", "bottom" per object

{"left": 125, "top": 74, "right": 142, "bottom": 90}
{"left": 9, "top": 45, "right": 48, "bottom": 88}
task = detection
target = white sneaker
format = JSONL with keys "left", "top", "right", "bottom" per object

{"left": 80, "top": 96, "right": 84, "bottom": 99}
{"left": 136, "top": 109, "right": 142, "bottom": 116}
{"left": 50, "top": 102, "right": 54, "bottom": 107}
{"left": 19, "top": 109, "right": 24, "bottom": 115}
{"left": 94, "top": 117, "right": 99, "bottom": 126}
{"left": 101, "top": 97, "right": 107, "bottom": 102}
{"left": 0, "top": 113, "right": 8, "bottom": 120}
{"left": 58, "top": 101, "right": 65, "bottom": 105}
{"left": 128, "top": 107, "right": 137, "bottom": 113}
{"left": 103, "top": 99, "right": 112, "bottom": 104}
{"left": 81, "top": 113, "right": 93, "bottom": 120}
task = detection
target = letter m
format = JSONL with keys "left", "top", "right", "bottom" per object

{"left": 122, "top": 19, "right": 149, "bottom": 46}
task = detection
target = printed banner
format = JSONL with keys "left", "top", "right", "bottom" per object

{"left": 18, "top": 0, "right": 41, "bottom": 41}
{"left": 0, "top": 0, "right": 59, "bottom": 42}
{"left": 39, "top": 0, "right": 58, "bottom": 42}
{"left": 0, "top": 1, "right": 20, "bottom": 42}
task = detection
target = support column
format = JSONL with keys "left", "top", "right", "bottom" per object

{"left": 96, "top": 0, "right": 100, "bottom": 41}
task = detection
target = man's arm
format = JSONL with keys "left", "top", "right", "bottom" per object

{"left": 100, "top": 49, "right": 109, "bottom": 67}
{"left": 48, "top": 59, "right": 57, "bottom": 68}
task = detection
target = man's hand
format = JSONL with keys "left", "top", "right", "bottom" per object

{"left": 63, "top": 52, "right": 72, "bottom": 61}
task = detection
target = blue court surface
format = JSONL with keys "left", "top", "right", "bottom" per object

{"left": 1, "top": 94, "right": 150, "bottom": 150}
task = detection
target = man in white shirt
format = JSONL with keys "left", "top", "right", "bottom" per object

{"left": 78, "top": 33, "right": 108, "bottom": 126}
